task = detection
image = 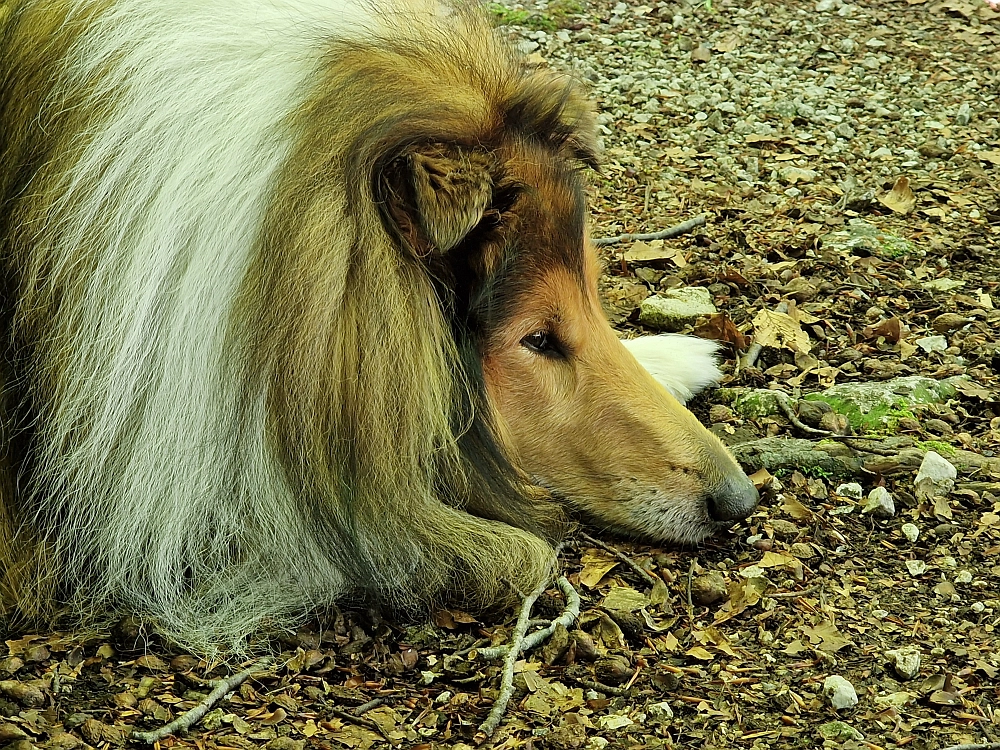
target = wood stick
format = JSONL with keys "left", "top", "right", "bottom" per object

{"left": 592, "top": 214, "right": 707, "bottom": 246}
{"left": 131, "top": 657, "right": 274, "bottom": 743}
{"left": 478, "top": 578, "right": 549, "bottom": 736}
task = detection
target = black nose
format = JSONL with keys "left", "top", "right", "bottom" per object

{"left": 707, "top": 476, "right": 759, "bottom": 523}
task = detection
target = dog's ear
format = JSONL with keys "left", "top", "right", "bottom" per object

{"left": 382, "top": 145, "right": 494, "bottom": 255}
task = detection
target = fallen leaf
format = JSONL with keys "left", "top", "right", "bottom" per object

{"left": 694, "top": 312, "right": 748, "bottom": 352}
{"left": 800, "top": 622, "right": 854, "bottom": 653}
{"left": 878, "top": 176, "right": 917, "bottom": 214}
{"left": 752, "top": 309, "right": 811, "bottom": 353}
{"left": 579, "top": 550, "right": 619, "bottom": 588}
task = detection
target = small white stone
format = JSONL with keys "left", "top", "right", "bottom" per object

{"left": 955, "top": 570, "right": 973, "bottom": 584}
{"left": 915, "top": 451, "right": 957, "bottom": 484}
{"left": 901, "top": 523, "right": 919, "bottom": 542}
{"left": 863, "top": 487, "right": 895, "bottom": 518}
{"left": 823, "top": 675, "right": 859, "bottom": 710}
{"left": 906, "top": 559, "right": 927, "bottom": 576}
{"left": 885, "top": 647, "right": 921, "bottom": 680}
{"left": 434, "top": 690, "right": 452, "bottom": 704}
{"left": 835, "top": 482, "right": 863, "bottom": 500}
{"left": 587, "top": 738, "right": 610, "bottom": 750}
{"left": 914, "top": 335, "right": 947, "bottom": 352}
{"left": 598, "top": 714, "right": 634, "bottom": 730}
{"left": 971, "top": 602, "right": 985, "bottom": 613}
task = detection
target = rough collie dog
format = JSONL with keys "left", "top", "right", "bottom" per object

{"left": 0, "top": 0, "right": 757, "bottom": 652}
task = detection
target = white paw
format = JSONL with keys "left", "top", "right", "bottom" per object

{"left": 621, "top": 334, "right": 723, "bottom": 404}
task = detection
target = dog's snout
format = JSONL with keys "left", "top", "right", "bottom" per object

{"left": 707, "top": 475, "right": 759, "bottom": 523}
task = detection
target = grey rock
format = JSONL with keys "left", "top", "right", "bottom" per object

{"left": 638, "top": 287, "right": 717, "bottom": 331}
{"left": 955, "top": 102, "right": 972, "bottom": 126}
{"left": 823, "top": 675, "right": 859, "bottom": 710}
{"left": 862, "top": 486, "right": 895, "bottom": 518}
{"left": 901, "top": 523, "right": 919, "bottom": 542}
{"left": 835, "top": 482, "right": 863, "bottom": 500}
{"left": 778, "top": 166, "right": 819, "bottom": 184}
{"left": 820, "top": 219, "right": 915, "bottom": 258}
{"left": 915, "top": 450, "right": 957, "bottom": 500}
{"left": 915, "top": 335, "right": 948, "bottom": 353}
{"left": 885, "top": 646, "right": 921, "bottom": 680}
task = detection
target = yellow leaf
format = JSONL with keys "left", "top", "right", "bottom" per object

{"left": 686, "top": 646, "right": 714, "bottom": 661}
{"left": 579, "top": 550, "right": 618, "bottom": 588}
{"left": 752, "top": 309, "right": 811, "bottom": 353}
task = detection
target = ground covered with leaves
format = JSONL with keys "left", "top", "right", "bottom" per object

{"left": 2, "top": 0, "right": 999, "bottom": 749}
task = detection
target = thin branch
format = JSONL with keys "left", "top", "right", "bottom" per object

{"left": 579, "top": 532, "right": 657, "bottom": 587}
{"left": 592, "top": 214, "right": 707, "bottom": 246}
{"left": 474, "top": 577, "right": 581, "bottom": 660}
{"left": 131, "top": 657, "right": 274, "bottom": 743}
{"left": 773, "top": 390, "right": 830, "bottom": 436}
{"left": 478, "top": 577, "right": 549, "bottom": 737}
{"left": 574, "top": 678, "right": 629, "bottom": 696}
{"left": 354, "top": 697, "right": 387, "bottom": 716}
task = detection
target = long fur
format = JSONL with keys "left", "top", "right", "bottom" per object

{"left": 0, "top": 0, "right": 756, "bottom": 655}
{"left": 0, "top": 0, "right": 578, "bottom": 653}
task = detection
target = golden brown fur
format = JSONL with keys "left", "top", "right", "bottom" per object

{"left": 0, "top": 0, "right": 756, "bottom": 653}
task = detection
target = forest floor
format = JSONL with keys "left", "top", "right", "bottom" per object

{"left": 2, "top": 1, "right": 999, "bottom": 749}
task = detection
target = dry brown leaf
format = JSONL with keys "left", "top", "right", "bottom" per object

{"left": 752, "top": 309, "right": 811, "bottom": 353}
{"left": 878, "top": 176, "right": 917, "bottom": 214}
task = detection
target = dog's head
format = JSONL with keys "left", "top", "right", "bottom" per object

{"left": 377, "top": 69, "right": 757, "bottom": 544}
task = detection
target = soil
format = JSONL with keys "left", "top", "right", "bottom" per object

{"left": 2, "top": 1, "right": 999, "bottom": 749}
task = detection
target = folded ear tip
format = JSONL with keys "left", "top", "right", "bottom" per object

{"left": 392, "top": 146, "right": 494, "bottom": 253}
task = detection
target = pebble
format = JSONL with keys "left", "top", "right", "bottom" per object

{"left": 915, "top": 451, "right": 957, "bottom": 499}
{"left": 955, "top": 102, "right": 972, "bottom": 126}
{"left": 862, "top": 486, "right": 895, "bottom": 518}
{"left": 901, "top": 522, "right": 919, "bottom": 542}
{"left": 906, "top": 559, "right": 927, "bottom": 576}
{"left": 690, "top": 571, "right": 729, "bottom": 606}
{"left": 823, "top": 675, "right": 859, "bottom": 710}
{"left": 835, "top": 482, "right": 863, "bottom": 500}
{"left": 885, "top": 647, "right": 921, "bottom": 680}
{"left": 778, "top": 166, "right": 819, "bottom": 184}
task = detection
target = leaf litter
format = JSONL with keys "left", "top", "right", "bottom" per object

{"left": 3, "top": 0, "right": 1000, "bottom": 748}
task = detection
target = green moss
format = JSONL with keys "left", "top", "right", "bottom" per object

{"left": 487, "top": 0, "right": 583, "bottom": 30}
{"left": 914, "top": 440, "right": 957, "bottom": 457}
{"left": 487, "top": 3, "right": 554, "bottom": 30}
{"left": 547, "top": 0, "right": 584, "bottom": 25}
{"left": 803, "top": 394, "right": 915, "bottom": 434}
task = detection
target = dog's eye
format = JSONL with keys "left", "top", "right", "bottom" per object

{"left": 521, "top": 330, "right": 561, "bottom": 357}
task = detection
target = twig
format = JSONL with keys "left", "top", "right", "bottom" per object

{"left": 354, "top": 697, "right": 386, "bottom": 716}
{"left": 940, "top": 744, "right": 1000, "bottom": 750}
{"left": 592, "top": 214, "right": 707, "bottom": 246}
{"left": 131, "top": 657, "right": 274, "bottom": 743}
{"left": 574, "top": 678, "right": 629, "bottom": 696}
{"left": 474, "top": 577, "right": 581, "bottom": 661}
{"left": 739, "top": 302, "right": 787, "bottom": 372}
{"left": 479, "top": 577, "right": 549, "bottom": 736}
{"left": 686, "top": 558, "right": 696, "bottom": 628}
{"left": 768, "top": 585, "right": 820, "bottom": 599}
{"left": 773, "top": 391, "right": 831, "bottom": 436}
{"left": 739, "top": 341, "right": 764, "bottom": 371}
{"left": 579, "top": 532, "right": 657, "bottom": 587}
